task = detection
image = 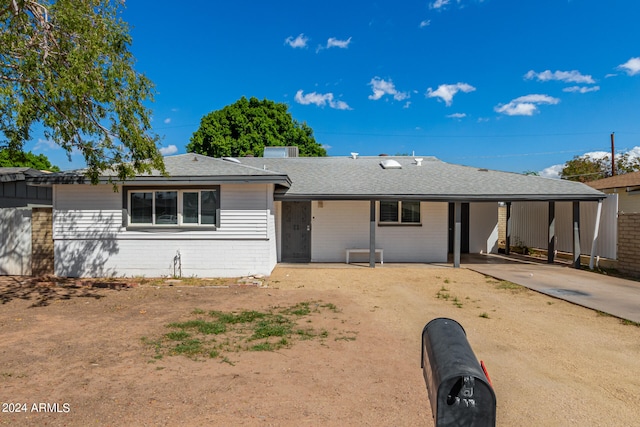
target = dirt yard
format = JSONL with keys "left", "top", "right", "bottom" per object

{"left": 1, "top": 265, "right": 639, "bottom": 426}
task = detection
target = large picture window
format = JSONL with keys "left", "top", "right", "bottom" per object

{"left": 127, "top": 188, "right": 219, "bottom": 227}
{"left": 379, "top": 200, "right": 421, "bottom": 224}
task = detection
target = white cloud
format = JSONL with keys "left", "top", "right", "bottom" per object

{"left": 426, "top": 82, "right": 475, "bottom": 106}
{"left": 419, "top": 19, "right": 431, "bottom": 28}
{"left": 539, "top": 164, "right": 564, "bottom": 179}
{"left": 617, "top": 57, "right": 640, "bottom": 76}
{"left": 368, "top": 77, "right": 409, "bottom": 101}
{"left": 524, "top": 69, "right": 595, "bottom": 84}
{"left": 494, "top": 94, "right": 560, "bottom": 116}
{"left": 163, "top": 118, "right": 171, "bottom": 124}
{"left": 34, "top": 138, "right": 58, "bottom": 151}
{"left": 447, "top": 113, "right": 467, "bottom": 119}
{"left": 159, "top": 145, "right": 178, "bottom": 156}
{"left": 285, "top": 34, "right": 308, "bottom": 48}
{"left": 403, "top": 101, "right": 412, "bottom": 109}
{"left": 326, "top": 37, "right": 352, "bottom": 49}
{"left": 563, "top": 85, "right": 600, "bottom": 93}
{"left": 430, "top": 0, "right": 450, "bottom": 9}
{"left": 294, "top": 90, "right": 351, "bottom": 110}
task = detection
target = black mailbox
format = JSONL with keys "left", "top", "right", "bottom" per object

{"left": 421, "top": 318, "right": 496, "bottom": 426}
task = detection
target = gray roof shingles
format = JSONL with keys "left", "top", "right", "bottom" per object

{"left": 587, "top": 170, "right": 640, "bottom": 190}
{"left": 29, "top": 154, "right": 291, "bottom": 186}
{"left": 29, "top": 153, "right": 604, "bottom": 201}
{"left": 240, "top": 156, "right": 604, "bottom": 201}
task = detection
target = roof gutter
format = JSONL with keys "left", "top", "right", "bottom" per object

{"left": 28, "top": 174, "right": 292, "bottom": 188}
{"left": 272, "top": 193, "right": 606, "bottom": 202}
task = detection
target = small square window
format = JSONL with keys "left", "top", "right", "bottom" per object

{"left": 380, "top": 201, "right": 399, "bottom": 222}
{"left": 401, "top": 200, "right": 420, "bottom": 223}
{"left": 379, "top": 200, "right": 420, "bottom": 225}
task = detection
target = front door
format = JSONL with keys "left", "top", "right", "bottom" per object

{"left": 281, "top": 201, "right": 311, "bottom": 262}
{"left": 448, "top": 202, "right": 470, "bottom": 254}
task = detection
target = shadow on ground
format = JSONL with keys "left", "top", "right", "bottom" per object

{"left": 0, "top": 276, "right": 135, "bottom": 307}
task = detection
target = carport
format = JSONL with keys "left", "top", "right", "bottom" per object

{"left": 239, "top": 156, "right": 606, "bottom": 270}
{"left": 463, "top": 253, "right": 640, "bottom": 323}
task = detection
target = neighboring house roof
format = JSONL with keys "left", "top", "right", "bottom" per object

{"left": 586, "top": 171, "right": 640, "bottom": 190}
{"left": 28, "top": 154, "right": 291, "bottom": 187}
{"left": 239, "top": 156, "right": 604, "bottom": 202}
{"left": 0, "top": 167, "right": 46, "bottom": 183}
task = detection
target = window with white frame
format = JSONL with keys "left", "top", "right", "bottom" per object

{"left": 127, "top": 188, "right": 219, "bottom": 227}
{"left": 379, "top": 200, "right": 421, "bottom": 224}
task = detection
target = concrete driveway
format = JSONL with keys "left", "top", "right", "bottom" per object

{"left": 462, "top": 254, "right": 640, "bottom": 323}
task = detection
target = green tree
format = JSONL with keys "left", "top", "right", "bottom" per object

{"left": 0, "top": 149, "right": 60, "bottom": 171}
{"left": 187, "top": 97, "right": 326, "bottom": 158}
{"left": 561, "top": 153, "right": 640, "bottom": 182}
{"left": 1, "top": 0, "right": 164, "bottom": 183}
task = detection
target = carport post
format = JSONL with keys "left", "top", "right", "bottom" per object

{"left": 573, "top": 201, "right": 581, "bottom": 269}
{"left": 548, "top": 201, "right": 556, "bottom": 263}
{"left": 454, "top": 202, "right": 461, "bottom": 268}
{"left": 505, "top": 202, "right": 512, "bottom": 255}
{"left": 369, "top": 200, "right": 376, "bottom": 268}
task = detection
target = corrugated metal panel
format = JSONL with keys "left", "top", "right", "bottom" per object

{"left": 510, "top": 195, "right": 617, "bottom": 259}
{"left": 469, "top": 203, "right": 499, "bottom": 254}
{"left": 0, "top": 208, "right": 32, "bottom": 275}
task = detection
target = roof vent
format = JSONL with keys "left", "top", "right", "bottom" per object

{"left": 380, "top": 159, "right": 402, "bottom": 169}
{"left": 414, "top": 158, "right": 423, "bottom": 166}
{"left": 350, "top": 152, "right": 359, "bottom": 159}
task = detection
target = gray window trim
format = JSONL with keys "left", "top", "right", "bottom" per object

{"left": 377, "top": 200, "right": 422, "bottom": 226}
{"left": 122, "top": 185, "right": 220, "bottom": 230}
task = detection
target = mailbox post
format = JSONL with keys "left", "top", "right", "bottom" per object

{"left": 421, "top": 318, "right": 496, "bottom": 426}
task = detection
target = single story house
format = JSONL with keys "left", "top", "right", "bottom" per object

{"left": 587, "top": 171, "right": 640, "bottom": 213}
{"left": 0, "top": 167, "right": 52, "bottom": 208}
{"left": 28, "top": 153, "right": 604, "bottom": 278}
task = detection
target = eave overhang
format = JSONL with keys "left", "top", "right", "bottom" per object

{"left": 27, "top": 174, "right": 292, "bottom": 188}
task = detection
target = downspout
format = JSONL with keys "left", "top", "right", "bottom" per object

{"left": 589, "top": 199, "right": 603, "bottom": 270}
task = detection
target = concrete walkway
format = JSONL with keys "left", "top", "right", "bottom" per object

{"left": 463, "top": 254, "right": 640, "bottom": 323}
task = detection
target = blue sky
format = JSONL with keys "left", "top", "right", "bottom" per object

{"left": 27, "top": 0, "right": 640, "bottom": 176}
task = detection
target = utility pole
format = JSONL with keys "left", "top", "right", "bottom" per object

{"left": 611, "top": 132, "right": 616, "bottom": 176}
